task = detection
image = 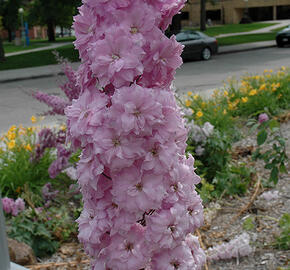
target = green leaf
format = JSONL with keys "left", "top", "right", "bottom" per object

{"left": 279, "top": 163, "right": 287, "bottom": 173}
{"left": 270, "top": 166, "right": 279, "bottom": 184}
{"left": 243, "top": 217, "right": 255, "bottom": 231}
{"left": 257, "top": 130, "right": 267, "bottom": 146}
{"left": 269, "top": 119, "right": 280, "bottom": 130}
{"left": 265, "top": 163, "right": 274, "bottom": 170}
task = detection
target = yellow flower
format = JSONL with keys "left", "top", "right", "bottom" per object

{"left": 271, "top": 82, "right": 281, "bottom": 92}
{"left": 259, "top": 84, "right": 266, "bottom": 91}
{"left": 27, "top": 127, "right": 33, "bottom": 132}
{"left": 31, "top": 115, "right": 37, "bottom": 123}
{"left": 9, "top": 125, "right": 17, "bottom": 132}
{"left": 278, "top": 94, "right": 282, "bottom": 99}
{"left": 7, "top": 140, "right": 16, "bottom": 150}
{"left": 60, "top": 124, "right": 67, "bottom": 131}
{"left": 242, "top": 97, "right": 248, "bottom": 103}
{"left": 281, "top": 66, "right": 286, "bottom": 71}
{"left": 228, "top": 103, "right": 234, "bottom": 110}
{"left": 223, "top": 90, "right": 228, "bottom": 97}
{"left": 223, "top": 109, "right": 227, "bottom": 115}
{"left": 187, "top": 91, "right": 193, "bottom": 96}
{"left": 266, "top": 74, "right": 271, "bottom": 78}
{"left": 263, "top": 69, "right": 268, "bottom": 73}
{"left": 193, "top": 95, "right": 199, "bottom": 100}
{"left": 240, "top": 87, "right": 247, "bottom": 94}
{"left": 255, "top": 75, "right": 260, "bottom": 80}
{"left": 25, "top": 144, "right": 32, "bottom": 151}
{"left": 241, "top": 80, "right": 248, "bottom": 87}
{"left": 185, "top": 99, "right": 192, "bottom": 107}
{"left": 7, "top": 132, "right": 16, "bottom": 140}
{"left": 201, "top": 102, "right": 206, "bottom": 108}
{"left": 196, "top": 111, "right": 203, "bottom": 118}
{"left": 249, "top": 89, "right": 257, "bottom": 96}
{"left": 269, "top": 69, "right": 273, "bottom": 73}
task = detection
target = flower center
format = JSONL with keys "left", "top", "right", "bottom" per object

{"left": 170, "top": 260, "right": 180, "bottom": 269}
{"left": 160, "top": 57, "right": 167, "bottom": 64}
{"left": 112, "top": 138, "right": 120, "bottom": 147}
{"left": 125, "top": 242, "right": 134, "bottom": 251}
{"left": 130, "top": 27, "right": 138, "bottom": 34}
{"left": 135, "top": 183, "right": 143, "bottom": 191}
{"left": 171, "top": 183, "right": 178, "bottom": 192}
{"left": 168, "top": 225, "right": 176, "bottom": 233}
{"left": 151, "top": 148, "right": 158, "bottom": 156}
{"left": 111, "top": 203, "right": 118, "bottom": 208}
{"left": 133, "top": 110, "right": 141, "bottom": 117}
{"left": 84, "top": 111, "right": 90, "bottom": 118}
{"left": 112, "top": 54, "right": 120, "bottom": 61}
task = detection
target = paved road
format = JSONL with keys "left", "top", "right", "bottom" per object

{"left": 175, "top": 46, "right": 290, "bottom": 96}
{"left": 0, "top": 46, "right": 289, "bottom": 133}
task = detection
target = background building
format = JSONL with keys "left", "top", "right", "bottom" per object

{"left": 181, "top": 0, "right": 290, "bottom": 25}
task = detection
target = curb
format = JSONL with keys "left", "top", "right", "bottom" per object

{"left": 0, "top": 72, "right": 65, "bottom": 84}
{"left": 0, "top": 44, "right": 277, "bottom": 83}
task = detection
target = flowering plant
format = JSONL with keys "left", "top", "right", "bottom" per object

{"left": 0, "top": 125, "right": 54, "bottom": 197}
{"left": 1, "top": 197, "right": 25, "bottom": 216}
{"left": 66, "top": 0, "right": 206, "bottom": 269}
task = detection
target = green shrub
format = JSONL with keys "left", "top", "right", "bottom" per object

{"left": 276, "top": 213, "right": 290, "bottom": 250}
{"left": 0, "top": 125, "right": 54, "bottom": 198}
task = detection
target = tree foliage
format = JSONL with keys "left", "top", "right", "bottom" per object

{"left": 28, "top": 0, "right": 80, "bottom": 41}
{"left": 0, "top": 0, "right": 22, "bottom": 42}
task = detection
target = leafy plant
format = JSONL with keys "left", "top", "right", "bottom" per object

{"left": 212, "top": 162, "right": 254, "bottom": 198}
{"left": 0, "top": 125, "right": 55, "bottom": 197}
{"left": 243, "top": 216, "right": 255, "bottom": 231}
{"left": 195, "top": 130, "right": 232, "bottom": 182}
{"left": 276, "top": 213, "right": 290, "bottom": 250}
{"left": 7, "top": 208, "right": 59, "bottom": 257}
{"left": 249, "top": 118, "right": 288, "bottom": 184}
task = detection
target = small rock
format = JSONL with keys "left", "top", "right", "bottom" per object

{"left": 8, "top": 238, "right": 37, "bottom": 265}
{"left": 60, "top": 243, "right": 78, "bottom": 256}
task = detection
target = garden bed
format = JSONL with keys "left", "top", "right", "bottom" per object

{"left": 20, "top": 119, "right": 289, "bottom": 270}
{"left": 1, "top": 66, "right": 289, "bottom": 270}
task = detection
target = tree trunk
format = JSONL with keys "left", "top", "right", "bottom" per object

{"left": 200, "top": 0, "right": 206, "bottom": 31}
{"left": 47, "top": 20, "right": 55, "bottom": 42}
{"left": 8, "top": 29, "right": 12, "bottom": 42}
{"left": 170, "top": 14, "right": 182, "bottom": 35}
{"left": 0, "top": 37, "right": 5, "bottom": 62}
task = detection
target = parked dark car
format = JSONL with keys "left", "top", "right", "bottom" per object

{"left": 175, "top": 30, "right": 218, "bottom": 60}
{"left": 276, "top": 25, "right": 290, "bottom": 47}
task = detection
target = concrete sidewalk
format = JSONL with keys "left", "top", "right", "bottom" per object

{"left": 216, "top": 19, "right": 290, "bottom": 38}
{"left": 5, "top": 42, "right": 72, "bottom": 57}
{"left": 0, "top": 40, "right": 277, "bottom": 83}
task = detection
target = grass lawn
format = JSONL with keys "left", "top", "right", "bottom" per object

{"left": 217, "top": 32, "right": 276, "bottom": 46}
{"left": 3, "top": 37, "right": 76, "bottom": 54}
{"left": 0, "top": 44, "right": 79, "bottom": 71}
{"left": 184, "top": 22, "right": 277, "bottom": 37}
{"left": 4, "top": 42, "right": 50, "bottom": 53}
{"left": 30, "top": 36, "right": 76, "bottom": 44}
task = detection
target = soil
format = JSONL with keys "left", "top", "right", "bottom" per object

{"left": 26, "top": 120, "right": 290, "bottom": 270}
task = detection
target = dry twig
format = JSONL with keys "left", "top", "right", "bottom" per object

{"left": 232, "top": 177, "right": 261, "bottom": 223}
{"left": 26, "top": 260, "right": 90, "bottom": 270}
